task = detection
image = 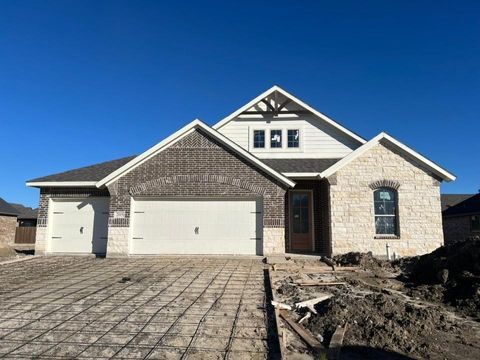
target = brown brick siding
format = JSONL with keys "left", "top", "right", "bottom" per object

{"left": 443, "top": 214, "right": 480, "bottom": 244}
{"left": 284, "top": 179, "right": 331, "bottom": 255}
{"left": 0, "top": 215, "right": 17, "bottom": 245}
{"left": 108, "top": 129, "right": 288, "bottom": 228}
{"left": 37, "top": 188, "right": 110, "bottom": 227}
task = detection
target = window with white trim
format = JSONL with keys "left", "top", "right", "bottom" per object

{"left": 374, "top": 187, "right": 398, "bottom": 235}
{"left": 287, "top": 129, "right": 300, "bottom": 148}
{"left": 253, "top": 130, "right": 265, "bottom": 148}
{"left": 270, "top": 129, "right": 282, "bottom": 148}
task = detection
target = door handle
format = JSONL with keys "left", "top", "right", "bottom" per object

{"left": 194, "top": 227, "right": 199, "bottom": 235}
{"left": 80, "top": 226, "right": 84, "bottom": 234}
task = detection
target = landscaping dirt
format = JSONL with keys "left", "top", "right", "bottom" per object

{"left": 269, "top": 251, "right": 480, "bottom": 360}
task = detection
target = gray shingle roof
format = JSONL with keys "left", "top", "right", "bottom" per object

{"left": 441, "top": 194, "right": 475, "bottom": 212}
{"left": 442, "top": 194, "right": 480, "bottom": 216}
{"left": 260, "top": 158, "right": 340, "bottom": 173}
{"left": 28, "top": 156, "right": 137, "bottom": 183}
{"left": 0, "top": 198, "right": 19, "bottom": 216}
{"left": 9, "top": 203, "right": 38, "bottom": 220}
{"left": 27, "top": 155, "right": 340, "bottom": 185}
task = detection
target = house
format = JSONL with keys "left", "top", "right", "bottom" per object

{"left": 0, "top": 197, "right": 19, "bottom": 245}
{"left": 442, "top": 193, "right": 480, "bottom": 244}
{"left": 10, "top": 203, "right": 38, "bottom": 228}
{"left": 26, "top": 86, "right": 455, "bottom": 258}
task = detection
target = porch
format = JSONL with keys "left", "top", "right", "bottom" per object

{"left": 284, "top": 179, "right": 331, "bottom": 256}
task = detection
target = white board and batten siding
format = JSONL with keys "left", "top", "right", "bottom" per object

{"left": 47, "top": 198, "right": 109, "bottom": 255}
{"left": 130, "top": 198, "right": 263, "bottom": 255}
{"left": 218, "top": 115, "right": 361, "bottom": 159}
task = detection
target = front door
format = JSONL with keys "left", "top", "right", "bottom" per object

{"left": 290, "top": 191, "right": 313, "bottom": 252}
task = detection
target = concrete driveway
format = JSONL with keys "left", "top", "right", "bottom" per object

{"left": 0, "top": 257, "right": 278, "bottom": 359}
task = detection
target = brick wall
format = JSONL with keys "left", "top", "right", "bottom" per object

{"left": 329, "top": 142, "right": 444, "bottom": 257}
{"left": 0, "top": 215, "right": 17, "bottom": 245}
{"left": 443, "top": 215, "right": 479, "bottom": 244}
{"left": 106, "top": 129, "right": 288, "bottom": 256}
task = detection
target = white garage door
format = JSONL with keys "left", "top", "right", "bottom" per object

{"left": 130, "top": 198, "right": 262, "bottom": 255}
{"left": 49, "top": 198, "right": 109, "bottom": 254}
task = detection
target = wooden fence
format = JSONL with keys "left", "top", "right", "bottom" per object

{"left": 15, "top": 227, "right": 36, "bottom": 244}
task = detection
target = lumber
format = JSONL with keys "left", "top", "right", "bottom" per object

{"left": 271, "top": 300, "right": 292, "bottom": 311}
{"left": 295, "top": 294, "right": 333, "bottom": 314}
{"left": 296, "top": 280, "right": 347, "bottom": 286}
{"left": 328, "top": 325, "right": 348, "bottom": 360}
{"left": 279, "top": 310, "right": 324, "bottom": 351}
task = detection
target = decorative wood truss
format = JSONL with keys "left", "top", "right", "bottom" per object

{"left": 243, "top": 91, "right": 310, "bottom": 116}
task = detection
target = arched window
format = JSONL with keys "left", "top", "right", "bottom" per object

{"left": 373, "top": 187, "right": 398, "bottom": 235}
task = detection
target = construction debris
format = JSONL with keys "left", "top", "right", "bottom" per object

{"left": 269, "top": 247, "right": 480, "bottom": 360}
{"left": 271, "top": 300, "right": 292, "bottom": 310}
{"left": 295, "top": 294, "right": 333, "bottom": 314}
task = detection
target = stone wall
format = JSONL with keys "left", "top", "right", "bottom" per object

{"left": 0, "top": 215, "right": 17, "bottom": 245}
{"left": 329, "top": 142, "right": 444, "bottom": 257}
{"left": 107, "top": 129, "right": 288, "bottom": 256}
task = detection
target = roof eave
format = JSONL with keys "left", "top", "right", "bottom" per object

{"left": 319, "top": 132, "right": 456, "bottom": 182}
{"left": 26, "top": 181, "right": 98, "bottom": 188}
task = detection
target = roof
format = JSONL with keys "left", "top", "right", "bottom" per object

{"left": 319, "top": 132, "right": 456, "bottom": 182}
{"left": 9, "top": 203, "right": 38, "bottom": 219}
{"left": 261, "top": 158, "right": 340, "bottom": 173}
{"left": 96, "top": 119, "right": 296, "bottom": 188}
{"left": 442, "top": 194, "right": 480, "bottom": 216}
{"left": 0, "top": 198, "right": 18, "bottom": 216}
{"left": 213, "top": 85, "right": 367, "bottom": 145}
{"left": 441, "top": 194, "right": 474, "bottom": 212}
{"left": 26, "top": 156, "right": 136, "bottom": 187}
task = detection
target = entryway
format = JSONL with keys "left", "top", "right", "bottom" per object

{"left": 289, "top": 190, "right": 314, "bottom": 252}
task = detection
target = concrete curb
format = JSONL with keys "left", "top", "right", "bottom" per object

{"left": 0, "top": 255, "right": 39, "bottom": 266}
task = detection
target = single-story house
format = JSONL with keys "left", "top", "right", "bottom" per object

{"left": 0, "top": 197, "right": 19, "bottom": 245}
{"left": 442, "top": 193, "right": 480, "bottom": 244}
{"left": 27, "top": 86, "right": 455, "bottom": 258}
{"left": 10, "top": 203, "right": 38, "bottom": 228}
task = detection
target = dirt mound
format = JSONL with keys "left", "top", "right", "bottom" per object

{"left": 333, "top": 252, "right": 391, "bottom": 273}
{"left": 0, "top": 243, "right": 17, "bottom": 258}
{"left": 305, "top": 292, "right": 468, "bottom": 359}
{"left": 395, "top": 239, "right": 480, "bottom": 318}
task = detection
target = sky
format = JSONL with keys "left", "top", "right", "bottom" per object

{"left": 0, "top": 1, "right": 479, "bottom": 207}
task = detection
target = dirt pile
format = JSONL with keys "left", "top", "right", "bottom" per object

{"left": 0, "top": 243, "right": 18, "bottom": 258}
{"left": 306, "top": 290, "right": 470, "bottom": 359}
{"left": 395, "top": 239, "right": 480, "bottom": 318}
{"left": 333, "top": 251, "right": 392, "bottom": 273}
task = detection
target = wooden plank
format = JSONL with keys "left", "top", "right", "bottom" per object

{"left": 279, "top": 309, "right": 324, "bottom": 352}
{"left": 15, "top": 227, "right": 36, "bottom": 244}
{"left": 295, "top": 281, "right": 347, "bottom": 286}
{"left": 328, "top": 325, "right": 348, "bottom": 360}
{"left": 268, "top": 268, "right": 286, "bottom": 360}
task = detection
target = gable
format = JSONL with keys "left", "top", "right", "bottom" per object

{"left": 214, "top": 86, "right": 365, "bottom": 159}
{"left": 97, "top": 120, "right": 295, "bottom": 188}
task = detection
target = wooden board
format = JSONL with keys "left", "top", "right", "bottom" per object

{"left": 279, "top": 310, "right": 324, "bottom": 352}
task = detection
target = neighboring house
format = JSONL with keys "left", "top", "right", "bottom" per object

{"left": 27, "top": 86, "right": 455, "bottom": 258}
{"left": 442, "top": 193, "right": 480, "bottom": 244}
{"left": 0, "top": 197, "right": 19, "bottom": 245}
{"left": 10, "top": 203, "right": 38, "bottom": 227}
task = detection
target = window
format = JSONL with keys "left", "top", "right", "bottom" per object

{"left": 287, "top": 129, "right": 300, "bottom": 148}
{"left": 472, "top": 215, "right": 480, "bottom": 232}
{"left": 271, "top": 130, "right": 282, "bottom": 148}
{"left": 253, "top": 130, "right": 265, "bottom": 148}
{"left": 374, "top": 187, "right": 398, "bottom": 235}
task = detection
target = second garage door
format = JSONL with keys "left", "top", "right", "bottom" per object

{"left": 130, "top": 198, "right": 262, "bottom": 255}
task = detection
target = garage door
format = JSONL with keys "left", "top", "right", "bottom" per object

{"left": 49, "top": 198, "right": 109, "bottom": 254}
{"left": 130, "top": 198, "right": 262, "bottom": 255}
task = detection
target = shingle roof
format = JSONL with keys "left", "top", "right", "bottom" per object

{"left": 442, "top": 193, "right": 480, "bottom": 216}
{"left": 27, "top": 156, "right": 137, "bottom": 183}
{"left": 9, "top": 203, "right": 38, "bottom": 219}
{"left": 441, "top": 194, "right": 474, "bottom": 212}
{"left": 0, "top": 198, "right": 19, "bottom": 216}
{"left": 260, "top": 158, "right": 341, "bottom": 173}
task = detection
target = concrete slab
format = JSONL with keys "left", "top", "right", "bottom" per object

{"left": 0, "top": 256, "right": 280, "bottom": 359}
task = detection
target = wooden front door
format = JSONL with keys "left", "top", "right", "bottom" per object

{"left": 290, "top": 191, "right": 313, "bottom": 252}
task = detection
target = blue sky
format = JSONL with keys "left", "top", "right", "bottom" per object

{"left": 0, "top": 1, "right": 478, "bottom": 207}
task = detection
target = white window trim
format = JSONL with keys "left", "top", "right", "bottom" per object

{"left": 249, "top": 126, "right": 304, "bottom": 153}
{"left": 252, "top": 129, "right": 266, "bottom": 149}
